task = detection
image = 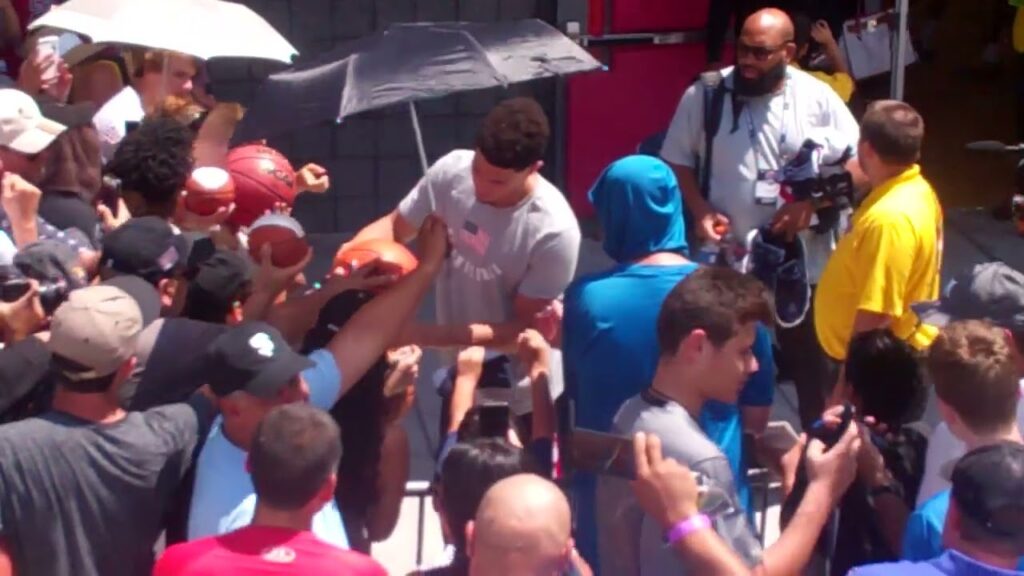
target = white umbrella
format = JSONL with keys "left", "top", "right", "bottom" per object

{"left": 28, "top": 0, "right": 297, "bottom": 64}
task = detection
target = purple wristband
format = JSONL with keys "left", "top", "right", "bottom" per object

{"left": 664, "top": 514, "right": 712, "bottom": 546}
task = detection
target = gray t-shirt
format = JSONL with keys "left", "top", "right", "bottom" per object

{"left": 0, "top": 395, "right": 216, "bottom": 576}
{"left": 597, "top": 393, "right": 762, "bottom": 576}
{"left": 121, "top": 318, "right": 228, "bottom": 410}
{"left": 660, "top": 67, "right": 860, "bottom": 281}
{"left": 398, "top": 150, "right": 581, "bottom": 412}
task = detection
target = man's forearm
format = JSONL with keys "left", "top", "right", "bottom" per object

{"left": 264, "top": 287, "right": 336, "bottom": 345}
{"left": 405, "top": 319, "right": 529, "bottom": 350}
{"left": 671, "top": 164, "right": 709, "bottom": 215}
{"left": 346, "top": 210, "right": 416, "bottom": 247}
{"left": 329, "top": 263, "right": 438, "bottom": 395}
{"left": 9, "top": 220, "right": 37, "bottom": 248}
{"left": 822, "top": 41, "right": 850, "bottom": 75}
{"left": 759, "top": 482, "right": 833, "bottom": 576}
{"left": 675, "top": 528, "right": 752, "bottom": 575}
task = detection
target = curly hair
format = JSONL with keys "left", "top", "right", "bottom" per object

{"left": 474, "top": 97, "right": 550, "bottom": 171}
{"left": 106, "top": 116, "right": 194, "bottom": 217}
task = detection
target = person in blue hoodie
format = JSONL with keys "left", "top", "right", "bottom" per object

{"left": 563, "top": 155, "right": 775, "bottom": 570}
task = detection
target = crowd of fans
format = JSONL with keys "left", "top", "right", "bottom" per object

{"left": 0, "top": 2, "right": 1020, "bottom": 576}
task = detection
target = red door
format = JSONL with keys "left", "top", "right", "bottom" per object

{"left": 565, "top": 0, "right": 720, "bottom": 217}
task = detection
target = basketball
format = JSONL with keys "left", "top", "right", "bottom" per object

{"left": 247, "top": 213, "right": 310, "bottom": 268}
{"left": 183, "top": 167, "right": 236, "bottom": 216}
{"left": 334, "top": 239, "right": 419, "bottom": 278}
{"left": 226, "top": 144, "right": 297, "bottom": 228}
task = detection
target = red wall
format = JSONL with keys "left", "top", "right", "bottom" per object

{"left": 566, "top": 0, "right": 723, "bottom": 217}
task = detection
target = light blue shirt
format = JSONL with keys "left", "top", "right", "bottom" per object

{"left": 903, "top": 490, "right": 1024, "bottom": 570}
{"left": 854, "top": 550, "right": 1024, "bottom": 576}
{"left": 186, "top": 349, "right": 349, "bottom": 548}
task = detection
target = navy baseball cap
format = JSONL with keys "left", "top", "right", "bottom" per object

{"left": 100, "top": 216, "right": 187, "bottom": 285}
{"left": 204, "top": 322, "right": 314, "bottom": 398}
{"left": 952, "top": 441, "right": 1024, "bottom": 545}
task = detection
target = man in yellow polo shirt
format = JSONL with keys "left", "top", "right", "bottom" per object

{"left": 815, "top": 100, "right": 942, "bottom": 381}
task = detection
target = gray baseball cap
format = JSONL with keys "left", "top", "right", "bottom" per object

{"left": 912, "top": 262, "right": 1024, "bottom": 331}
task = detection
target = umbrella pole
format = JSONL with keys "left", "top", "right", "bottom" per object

{"left": 408, "top": 101, "right": 436, "bottom": 212}
{"left": 409, "top": 101, "right": 430, "bottom": 175}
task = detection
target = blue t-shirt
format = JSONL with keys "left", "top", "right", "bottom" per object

{"left": 903, "top": 490, "right": 1024, "bottom": 570}
{"left": 853, "top": 549, "right": 1024, "bottom": 576}
{"left": 563, "top": 262, "right": 774, "bottom": 567}
{"left": 187, "top": 349, "right": 349, "bottom": 549}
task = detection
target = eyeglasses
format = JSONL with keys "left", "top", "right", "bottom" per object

{"left": 736, "top": 41, "right": 791, "bottom": 61}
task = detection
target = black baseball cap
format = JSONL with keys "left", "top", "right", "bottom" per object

{"left": 13, "top": 239, "right": 89, "bottom": 290}
{"left": 182, "top": 250, "right": 254, "bottom": 323}
{"left": 301, "top": 289, "right": 373, "bottom": 353}
{"left": 101, "top": 274, "right": 161, "bottom": 326}
{"left": 913, "top": 262, "right": 1024, "bottom": 332}
{"left": 100, "top": 216, "right": 188, "bottom": 285}
{"left": 951, "top": 441, "right": 1024, "bottom": 544}
{"left": 204, "top": 322, "right": 314, "bottom": 398}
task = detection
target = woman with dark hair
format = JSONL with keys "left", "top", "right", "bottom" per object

{"left": 417, "top": 439, "right": 536, "bottom": 576}
{"left": 37, "top": 124, "right": 103, "bottom": 239}
{"left": 331, "top": 345, "right": 419, "bottom": 553}
{"left": 300, "top": 288, "right": 418, "bottom": 553}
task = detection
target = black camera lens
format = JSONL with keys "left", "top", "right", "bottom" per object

{"left": 36, "top": 280, "right": 70, "bottom": 315}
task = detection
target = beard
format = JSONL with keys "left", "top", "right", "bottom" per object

{"left": 733, "top": 60, "right": 788, "bottom": 97}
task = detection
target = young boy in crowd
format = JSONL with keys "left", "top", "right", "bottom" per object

{"left": 902, "top": 320, "right": 1024, "bottom": 569}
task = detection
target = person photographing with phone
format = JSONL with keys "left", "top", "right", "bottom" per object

{"left": 596, "top": 266, "right": 862, "bottom": 575}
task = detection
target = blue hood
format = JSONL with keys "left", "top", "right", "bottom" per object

{"left": 588, "top": 155, "right": 688, "bottom": 263}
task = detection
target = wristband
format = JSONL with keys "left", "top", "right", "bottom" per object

{"left": 663, "top": 514, "right": 712, "bottom": 547}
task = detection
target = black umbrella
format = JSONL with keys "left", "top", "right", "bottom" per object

{"left": 233, "top": 19, "right": 603, "bottom": 172}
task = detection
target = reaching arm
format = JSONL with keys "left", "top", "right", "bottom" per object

{"left": 365, "top": 424, "right": 411, "bottom": 542}
{"left": 631, "top": 432, "right": 752, "bottom": 575}
{"left": 757, "top": 417, "right": 861, "bottom": 576}
{"left": 402, "top": 294, "right": 552, "bottom": 350}
{"left": 345, "top": 209, "right": 418, "bottom": 248}
{"left": 326, "top": 215, "right": 448, "bottom": 399}
{"left": 264, "top": 267, "right": 398, "bottom": 346}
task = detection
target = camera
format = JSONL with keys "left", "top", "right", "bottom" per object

{"left": 774, "top": 138, "right": 856, "bottom": 233}
{"left": 0, "top": 276, "right": 69, "bottom": 315}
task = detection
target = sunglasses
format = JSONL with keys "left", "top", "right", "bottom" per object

{"left": 736, "top": 41, "right": 791, "bottom": 61}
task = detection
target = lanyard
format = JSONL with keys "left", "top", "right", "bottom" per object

{"left": 745, "top": 84, "right": 790, "bottom": 173}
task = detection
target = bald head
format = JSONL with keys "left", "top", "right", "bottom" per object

{"left": 734, "top": 8, "right": 796, "bottom": 96}
{"left": 742, "top": 8, "right": 795, "bottom": 44}
{"left": 467, "top": 474, "right": 572, "bottom": 576}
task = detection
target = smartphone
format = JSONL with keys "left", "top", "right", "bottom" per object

{"left": 760, "top": 421, "right": 800, "bottom": 453}
{"left": 34, "top": 35, "right": 60, "bottom": 83}
{"left": 0, "top": 279, "right": 31, "bottom": 303}
{"left": 809, "top": 402, "right": 855, "bottom": 449}
{"left": 478, "top": 402, "right": 510, "bottom": 439}
{"left": 569, "top": 428, "right": 636, "bottom": 479}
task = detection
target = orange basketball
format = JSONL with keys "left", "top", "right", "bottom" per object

{"left": 183, "top": 167, "right": 236, "bottom": 216}
{"left": 334, "top": 239, "right": 419, "bottom": 278}
{"left": 248, "top": 214, "right": 310, "bottom": 268}
{"left": 226, "top": 144, "right": 297, "bottom": 228}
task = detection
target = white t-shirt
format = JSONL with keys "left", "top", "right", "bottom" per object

{"left": 660, "top": 67, "right": 860, "bottom": 281}
{"left": 916, "top": 380, "right": 1024, "bottom": 505}
{"left": 92, "top": 86, "right": 145, "bottom": 163}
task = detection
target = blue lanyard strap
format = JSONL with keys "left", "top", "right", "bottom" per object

{"left": 745, "top": 84, "right": 790, "bottom": 172}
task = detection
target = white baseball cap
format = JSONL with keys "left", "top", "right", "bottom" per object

{"left": 0, "top": 89, "right": 67, "bottom": 155}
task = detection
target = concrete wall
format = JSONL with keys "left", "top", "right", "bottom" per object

{"left": 208, "top": 0, "right": 559, "bottom": 234}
